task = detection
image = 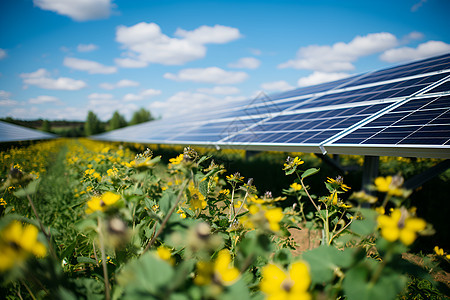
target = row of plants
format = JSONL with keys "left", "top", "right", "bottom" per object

{"left": 0, "top": 138, "right": 448, "bottom": 299}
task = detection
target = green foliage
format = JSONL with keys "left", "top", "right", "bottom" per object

{"left": 129, "top": 108, "right": 154, "bottom": 125}
{"left": 108, "top": 111, "right": 127, "bottom": 130}
{"left": 0, "top": 140, "right": 448, "bottom": 299}
{"left": 85, "top": 111, "right": 105, "bottom": 136}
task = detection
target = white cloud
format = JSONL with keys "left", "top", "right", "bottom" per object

{"left": 380, "top": 41, "right": 450, "bottom": 63}
{"left": 0, "top": 90, "right": 12, "bottom": 99}
{"left": 123, "top": 89, "right": 161, "bottom": 102}
{"left": 85, "top": 94, "right": 140, "bottom": 121}
{"left": 115, "top": 22, "right": 242, "bottom": 66}
{"left": 164, "top": 67, "right": 248, "bottom": 84}
{"left": 249, "top": 48, "right": 262, "bottom": 55}
{"left": 88, "top": 93, "right": 114, "bottom": 100}
{"left": 297, "top": 72, "right": 350, "bottom": 87}
{"left": 20, "top": 69, "right": 87, "bottom": 90}
{"left": 149, "top": 91, "right": 245, "bottom": 118}
{"left": 29, "top": 95, "right": 61, "bottom": 104}
{"left": 77, "top": 43, "right": 98, "bottom": 52}
{"left": 174, "top": 24, "right": 242, "bottom": 44}
{"left": 100, "top": 79, "right": 140, "bottom": 90}
{"left": 64, "top": 57, "right": 117, "bottom": 74}
{"left": 7, "top": 107, "right": 40, "bottom": 119}
{"left": 197, "top": 86, "right": 240, "bottom": 95}
{"left": 0, "top": 48, "right": 6, "bottom": 60}
{"left": 261, "top": 81, "right": 295, "bottom": 92}
{"left": 279, "top": 32, "right": 398, "bottom": 72}
{"left": 115, "top": 57, "right": 148, "bottom": 68}
{"left": 0, "top": 100, "right": 19, "bottom": 106}
{"left": 0, "top": 90, "right": 17, "bottom": 106}
{"left": 228, "top": 57, "right": 261, "bottom": 69}
{"left": 411, "top": 0, "right": 427, "bottom": 12}
{"left": 33, "top": 0, "right": 114, "bottom": 21}
{"left": 402, "top": 31, "right": 424, "bottom": 43}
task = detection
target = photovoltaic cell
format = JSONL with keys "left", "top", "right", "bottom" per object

{"left": 93, "top": 53, "right": 450, "bottom": 158}
{"left": 332, "top": 95, "right": 450, "bottom": 146}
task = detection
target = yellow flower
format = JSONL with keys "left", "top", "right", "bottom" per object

{"left": 351, "top": 191, "right": 378, "bottom": 204}
{"left": 169, "top": 154, "right": 184, "bottom": 165}
{"left": 86, "top": 192, "right": 120, "bottom": 214}
{"left": 265, "top": 207, "right": 283, "bottom": 231}
{"left": 290, "top": 182, "right": 302, "bottom": 191}
{"left": 260, "top": 261, "right": 311, "bottom": 300}
{"left": 194, "top": 250, "right": 239, "bottom": 286}
{"left": 377, "top": 208, "right": 426, "bottom": 245}
{"left": 177, "top": 208, "right": 187, "bottom": 219}
{"left": 374, "top": 176, "right": 405, "bottom": 197}
{"left": 157, "top": 246, "right": 175, "bottom": 265}
{"left": 283, "top": 156, "right": 304, "bottom": 170}
{"left": 226, "top": 173, "right": 244, "bottom": 182}
{"left": 219, "top": 189, "right": 230, "bottom": 196}
{"left": 188, "top": 187, "right": 207, "bottom": 211}
{"left": 434, "top": 246, "right": 444, "bottom": 256}
{"left": 214, "top": 249, "right": 240, "bottom": 285}
{"left": 327, "top": 176, "right": 351, "bottom": 192}
{"left": 0, "top": 198, "right": 6, "bottom": 206}
{"left": 0, "top": 221, "right": 47, "bottom": 272}
{"left": 194, "top": 261, "right": 214, "bottom": 285}
{"left": 375, "top": 206, "right": 385, "bottom": 215}
{"left": 328, "top": 193, "right": 338, "bottom": 205}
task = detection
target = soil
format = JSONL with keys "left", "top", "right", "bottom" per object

{"left": 288, "top": 228, "right": 450, "bottom": 289}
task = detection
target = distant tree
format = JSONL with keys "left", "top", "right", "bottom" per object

{"left": 108, "top": 111, "right": 128, "bottom": 130}
{"left": 84, "top": 111, "right": 104, "bottom": 136}
{"left": 41, "top": 119, "right": 51, "bottom": 132}
{"left": 129, "top": 108, "right": 154, "bottom": 125}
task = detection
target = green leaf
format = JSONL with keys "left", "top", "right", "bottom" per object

{"left": 301, "top": 168, "right": 320, "bottom": 179}
{"left": 302, "top": 246, "right": 354, "bottom": 284}
{"left": 350, "top": 218, "right": 377, "bottom": 236}
{"left": 13, "top": 178, "right": 41, "bottom": 197}
{"left": 273, "top": 248, "right": 293, "bottom": 266}
{"left": 221, "top": 278, "right": 251, "bottom": 300}
{"left": 197, "top": 155, "right": 212, "bottom": 165}
{"left": 342, "top": 265, "right": 407, "bottom": 300}
{"left": 77, "top": 256, "right": 97, "bottom": 264}
{"left": 117, "top": 252, "right": 174, "bottom": 295}
{"left": 160, "top": 191, "right": 177, "bottom": 215}
{"left": 199, "top": 179, "right": 209, "bottom": 198}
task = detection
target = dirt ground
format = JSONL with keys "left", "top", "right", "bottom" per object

{"left": 288, "top": 227, "right": 450, "bottom": 289}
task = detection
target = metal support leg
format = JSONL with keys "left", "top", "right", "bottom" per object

{"left": 362, "top": 156, "right": 379, "bottom": 195}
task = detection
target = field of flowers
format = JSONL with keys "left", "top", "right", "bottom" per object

{"left": 0, "top": 138, "right": 448, "bottom": 299}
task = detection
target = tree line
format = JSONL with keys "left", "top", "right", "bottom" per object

{"left": 1, "top": 107, "right": 155, "bottom": 137}
{"left": 84, "top": 108, "right": 154, "bottom": 136}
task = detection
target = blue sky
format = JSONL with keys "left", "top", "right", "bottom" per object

{"left": 0, "top": 0, "right": 449, "bottom": 121}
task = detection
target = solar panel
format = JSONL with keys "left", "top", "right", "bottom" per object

{"left": 93, "top": 53, "right": 450, "bottom": 159}
{"left": 0, "top": 121, "right": 56, "bottom": 142}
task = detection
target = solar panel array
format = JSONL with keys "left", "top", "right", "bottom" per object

{"left": 0, "top": 121, "right": 56, "bottom": 142}
{"left": 94, "top": 53, "right": 450, "bottom": 159}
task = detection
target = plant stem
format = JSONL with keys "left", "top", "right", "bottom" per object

{"left": 231, "top": 181, "right": 253, "bottom": 224}
{"left": 20, "top": 280, "right": 36, "bottom": 300}
{"left": 370, "top": 246, "right": 393, "bottom": 284}
{"left": 97, "top": 216, "right": 110, "bottom": 300}
{"left": 229, "top": 184, "right": 236, "bottom": 222}
{"left": 297, "top": 174, "right": 321, "bottom": 213}
{"left": 143, "top": 178, "right": 190, "bottom": 253}
{"left": 324, "top": 206, "right": 330, "bottom": 245}
{"left": 329, "top": 218, "right": 353, "bottom": 245}
{"left": 26, "top": 194, "right": 57, "bottom": 259}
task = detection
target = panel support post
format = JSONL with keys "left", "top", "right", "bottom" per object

{"left": 362, "top": 156, "right": 379, "bottom": 195}
{"left": 404, "top": 159, "right": 450, "bottom": 190}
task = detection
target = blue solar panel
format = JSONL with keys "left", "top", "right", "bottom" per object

{"left": 94, "top": 53, "right": 450, "bottom": 158}
{"left": 331, "top": 95, "right": 450, "bottom": 146}
{"left": 0, "top": 121, "right": 56, "bottom": 142}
